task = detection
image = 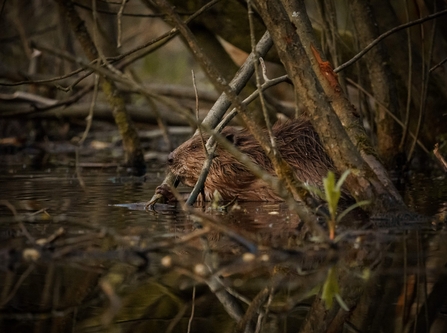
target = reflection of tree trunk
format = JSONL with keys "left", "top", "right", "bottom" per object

{"left": 410, "top": 230, "right": 447, "bottom": 333}
{"left": 412, "top": 273, "right": 447, "bottom": 332}
{"left": 348, "top": 0, "right": 403, "bottom": 168}
{"left": 55, "top": 0, "right": 146, "bottom": 174}
{"left": 348, "top": 245, "right": 402, "bottom": 333}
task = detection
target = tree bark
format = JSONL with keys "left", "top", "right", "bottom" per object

{"left": 252, "top": 0, "right": 406, "bottom": 213}
{"left": 55, "top": 0, "right": 146, "bottom": 174}
{"left": 348, "top": 0, "right": 403, "bottom": 168}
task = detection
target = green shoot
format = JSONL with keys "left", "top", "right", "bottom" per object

{"left": 306, "top": 170, "right": 370, "bottom": 240}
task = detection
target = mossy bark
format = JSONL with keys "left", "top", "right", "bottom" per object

{"left": 55, "top": 0, "right": 146, "bottom": 174}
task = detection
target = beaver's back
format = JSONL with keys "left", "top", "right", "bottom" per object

{"left": 167, "top": 118, "right": 334, "bottom": 201}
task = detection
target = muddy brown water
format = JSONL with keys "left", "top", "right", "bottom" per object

{"left": 0, "top": 164, "right": 446, "bottom": 333}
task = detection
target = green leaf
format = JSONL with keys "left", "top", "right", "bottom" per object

{"left": 211, "top": 190, "right": 223, "bottom": 209}
{"left": 336, "top": 200, "right": 370, "bottom": 222}
{"left": 335, "top": 293, "right": 349, "bottom": 311}
{"left": 321, "top": 267, "right": 339, "bottom": 309}
{"left": 321, "top": 266, "right": 349, "bottom": 311}
{"left": 303, "top": 183, "right": 325, "bottom": 200}
{"left": 323, "top": 171, "right": 340, "bottom": 219}
{"left": 335, "top": 169, "right": 351, "bottom": 192}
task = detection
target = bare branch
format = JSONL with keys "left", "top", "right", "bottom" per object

{"left": 335, "top": 8, "right": 447, "bottom": 73}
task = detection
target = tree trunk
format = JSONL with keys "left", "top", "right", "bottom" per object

{"left": 348, "top": 0, "right": 403, "bottom": 168}
{"left": 55, "top": 0, "right": 146, "bottom": 174}
{"left": 252, "top": 0, "right": 406, "bottom": 213}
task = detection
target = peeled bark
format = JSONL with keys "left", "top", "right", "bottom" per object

{"left": 251, "top": 0, "right": 406, "bottom": 213}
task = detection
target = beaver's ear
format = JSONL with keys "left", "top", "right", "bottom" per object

{"left": 225, "top": 133, "right": 240, "bottom": 146}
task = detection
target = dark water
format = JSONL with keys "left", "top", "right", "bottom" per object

{"left": 0, "top": 165, "right": 446, "bottom": 333}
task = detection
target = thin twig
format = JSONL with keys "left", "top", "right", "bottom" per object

{"left": 165, "top": 303, "right": 189, "bottom": 333}
{"left": 0, "top": 84, "right": 94, "bottom": 117}
{"left": 407, "top": 6, "right": 437, "bottom": 162}
{"left": 0, "top": 66, "right": 90, "bottom": 87}
{"left": 185, "top": 75, "right": 290, "bottom": 205}
{"left": 75, "top": 74, "right": 99, "bottom": 190}
{"left": 334, "top": 9, "right": 447, "bottom": 73}
{"left": 429, "top": 57, "right": 447, "bottom": 73}
{"left": 171, "top": 31, "right": 274, "bottom": 206}
{"left": 74, "top": 1, "right": 165, "bottom": 17}
{"left": 0, "top": 91, "right": 57, "bottom": 105}
{"left": 399, "top": 0, "right": 413, "bottom": 150}
{"left": 0, "top": 0, "right": 221, "bottom": 89}
{"left": 247, "top": 0, "right": 275, "bottom": 149}
{"left": 192, "top": 69, "right": 208, "bottom": 158}
{"left": 35, "top": 228, "right": 65, "bottom": 246}
{"left": 345, "top": 78, "right": 430, "bottom": 155}
{"left": 78, "top": 75, "right": 98, "bottom": 145}
{"left": 187, "top": 286, "right": 196, "bottom": 333}
{"left": 433, "top": 143, "right": 447, "bottom": 172}
{"left": 92, "top": 0, "right": 123, "bottom": 77}
{"left": 0, "top": 264, "right": 36, "bottom": 307}
{"left": 0, "top": 200, "right": 35, "bottom": 243}
{"left": 116, "top": 0, "right": 127, "bottom": 48}
{"left": 115, "top": 0, "right": 222, "bottom": 68}
{"left": 235, "top": 287, "right": 270, "bottom": 333}
{"left": 255, "top": 287, "right": 274, "bottom": 333}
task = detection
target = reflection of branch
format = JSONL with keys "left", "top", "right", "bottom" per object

{"left": 0, "top": 200, "right": 35, "bottom": 243}
{"left": 0, "top": 264, "right": 36, "bottom": 308}
{"left": 187, "top": 286, "right": 196, "bottom": 333}
{"left": 335, "top": 9, "right": 447, "bottom": 73}
{"left": 235, "top": 287, "right": 270, "bottom": 333}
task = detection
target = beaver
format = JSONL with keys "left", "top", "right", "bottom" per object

{"left": 159, "top": 118, "right": 335, "bottom": 201}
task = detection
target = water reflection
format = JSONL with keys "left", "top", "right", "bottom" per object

{"left": 0, "top": 168, "right": 446, "bottom": 332}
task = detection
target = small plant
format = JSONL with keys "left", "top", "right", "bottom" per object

{"left": 307, "top": 170, "right": 369, "bottom": 240}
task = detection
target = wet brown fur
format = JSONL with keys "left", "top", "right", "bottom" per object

{"left": 166, "top": 118, "right": 335, "bottom": 201}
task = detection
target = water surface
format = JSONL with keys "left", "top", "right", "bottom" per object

{"left": 0, "top": 165, "right": 446, "bottom": 333}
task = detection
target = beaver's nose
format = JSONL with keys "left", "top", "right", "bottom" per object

{"left": 167, "top": 152, "right": 174, "bottom": 165}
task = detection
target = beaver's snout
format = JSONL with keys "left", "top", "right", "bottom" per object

{"left": 167, "top": 152, "right": 175, "bottom": 165}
